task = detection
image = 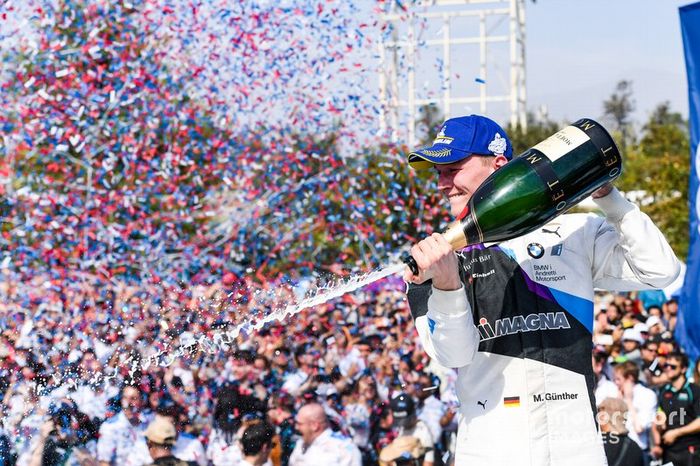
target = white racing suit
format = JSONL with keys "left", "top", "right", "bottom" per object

{"left": 408, "top": 189, "right": 680, "bottom": 466}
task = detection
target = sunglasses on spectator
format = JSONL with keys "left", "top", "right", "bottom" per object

{"left": 663, "top": 363, "right": 679, "bottom": 370}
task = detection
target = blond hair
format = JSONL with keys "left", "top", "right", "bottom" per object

{"left": 598, "top": 397, "right": 629, "bottom": 434}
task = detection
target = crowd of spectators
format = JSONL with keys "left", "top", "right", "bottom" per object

{"left": 592, "top": 290, "right": 700, "bottom": 465}
{"left": 0, "top": 269, "right": 695, "bottom": 466}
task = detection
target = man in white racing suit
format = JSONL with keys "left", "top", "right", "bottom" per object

{"left": 403, "top": 115, "right": 681, "bottom": 466}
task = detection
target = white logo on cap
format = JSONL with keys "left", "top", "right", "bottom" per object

{"left": 488, "top": 133, "right": 507, "bottom": 155}
{"left": 433, "top": 125, "right": 454, "bottom": 145}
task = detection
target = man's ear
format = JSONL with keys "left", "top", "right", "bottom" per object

{"left": 493, "top": 154, "right": 509, "bottom": 169}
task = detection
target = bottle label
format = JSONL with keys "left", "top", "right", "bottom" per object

{"left": 532, "top": 126, "right": 589, "bottom": 162}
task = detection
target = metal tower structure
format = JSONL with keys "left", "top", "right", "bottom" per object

{"left": 378, "top": 0, "right": 527, "bottom": 147}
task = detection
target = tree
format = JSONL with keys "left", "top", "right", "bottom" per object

{"left": 616, "top": 102, "right": 690, "bottom": 258}
{"left": 603, "top": 80, "right": 636, "bottom": 148}
{"left": 506, "top": 112, "right": 561, "bottom": 155}
{"left": 207, "top": 134, "right": 448, "bottom": 280}
{"left": 415, "top": 103, "right": 444, "bottom": 146}
{"left": 1, "top": 0, "right": 451, "bottom": 285}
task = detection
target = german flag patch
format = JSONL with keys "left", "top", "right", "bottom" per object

{"left": 504, "top": 396, "right": 520, "bottom": 407}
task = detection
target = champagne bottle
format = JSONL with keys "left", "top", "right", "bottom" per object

{"left": 404, "top": 118, "right": 622, "bottom": 274}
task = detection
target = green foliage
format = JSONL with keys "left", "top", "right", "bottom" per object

{"left": 603, "top": 80, "right": 636, "bottom": 148}
{"left": 2, "top": 0, "right": 691, "bottom": 283}
{"left": 506, "top": 105, "right": 690, "bottom": 259}
{"left": 416, "top": 104, "right": 444, "bottom": 146}
{"left": 231, "top": 134, "right": 448, "bottom": 278}
{"left": 506, "top": 112, "right": 561, "bottom": 156}
{"left": 617, "top": 102, "right": 690, "bottom": 258}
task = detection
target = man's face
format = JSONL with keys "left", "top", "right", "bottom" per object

{"left": 121, "top": 386, "right": 142, "bottom": 421}
{"left": 253, "top": 358, "right": 267, "bottom": 373}
{"left": 641, "top": 344, "right": 659, "bottom": 363}
{"left": 606, "top": 305, "right": 620, "bottom": 321}
{"left": 416, "top": 376, "right": 435, "bottom": 401}
{"left": 80, "top": 352, "right": 99, "bottom": 372}
{"left": 622, "top": 340, "right": 639, "bottom": 353}
{"left": 668, "top": 302, "right": 679, "bottom": 316}
{"left": 591, "top": 354, "right": 605, "bottom": 376}
{"left": 297, "top": 352, "right": 314, "bottom": 368}
{"left": 436, "top": 156, "right": 501, "bottom": 217}
{"left": 358, "top": 377, "right": 378, "bottom": 398}
{"left": 232, "top": 359, "right": 251, "bottom": 380}
{"left": 272, "top": 349, "right": 289, "bottom": 367}
{"left": 663, "top": 358, "right": 684, "bottom": 381}
{"left": 356, "top": 344, "right": 371, "bottom": 360}
{"left": 295, "top": 412, "right": 316, "bottom": 445}
{"left": 612, "top": 371, "right": 628, "bottom": 391}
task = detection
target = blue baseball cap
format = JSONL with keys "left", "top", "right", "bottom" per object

{"left": 408, "top": 114, "right": 513, "bottom": 170}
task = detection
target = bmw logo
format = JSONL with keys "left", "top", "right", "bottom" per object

{"left": 527, "top": 243, "right": 545, "bottom": 259}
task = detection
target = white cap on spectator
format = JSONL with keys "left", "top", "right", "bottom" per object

{"left": 646, "top": 316, "right": 664, "bottom": 329}
{"left": 316, "top": 384, "right": 338, "bottom": 398}
{"left": 622, "top": 328, "right": 643, "bottom": 344}
{"left": 634, "top": 323, "right": 649, "bottom": 334}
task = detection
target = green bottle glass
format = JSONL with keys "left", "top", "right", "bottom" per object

{"left": 404, "top": 118, "right": 621, "bottom": 274}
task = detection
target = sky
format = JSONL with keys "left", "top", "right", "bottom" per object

{"left": 526, "top": 0, "right": 692, "bottom": 125}
{"left": 0, "top": 0, "right": 694, "bottom": 134}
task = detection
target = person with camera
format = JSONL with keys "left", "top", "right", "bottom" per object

{"left": 413, "top": 372, "right": 446, "bottom": 456}
{"left": 344, "top": 372, "right": 383, "bottom": 458}
{"left": 27, "top": 400, "right": 98, "bottom": 466}
{"left": 640, "top": 338, "right": 667, "bottom": 389}
{"left": 281, "top": 345, "right": 317, "bottom": 397}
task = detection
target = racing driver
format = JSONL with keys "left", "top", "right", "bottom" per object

{"left": 403, "top": 114, "right": 680, "bottom": 465}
